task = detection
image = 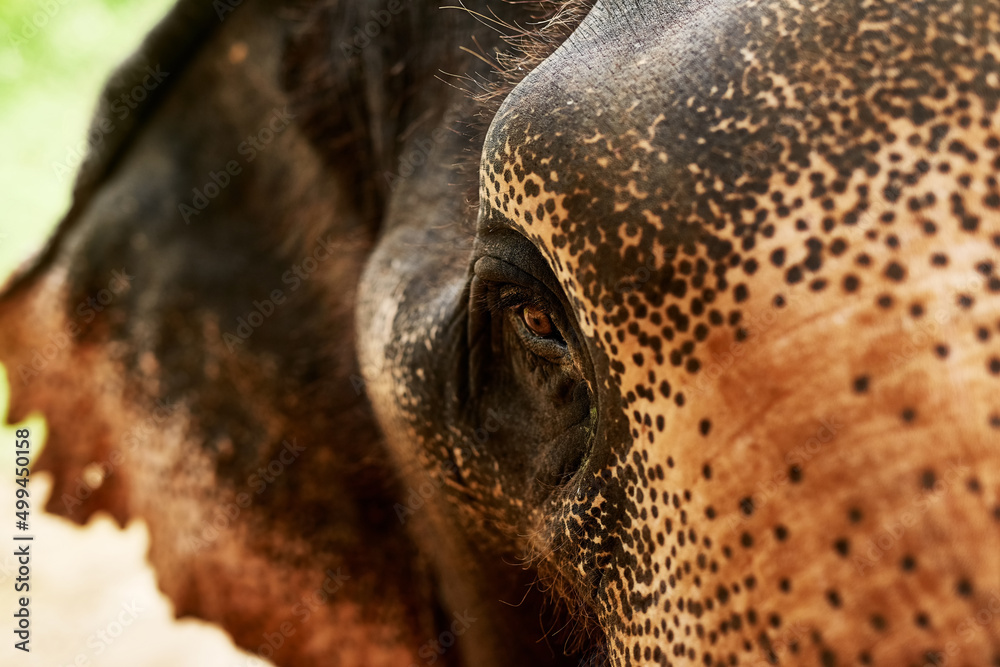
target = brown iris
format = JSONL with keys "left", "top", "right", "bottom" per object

{"left": 522, "top": 304, "right": 554, "bottom": 337}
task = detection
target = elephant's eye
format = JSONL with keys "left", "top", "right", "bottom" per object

{"left": 521, "top": 304, "right": 555, "bottom": 338}
{"left": 471, "top": 253, "right": 571, "bottom": 361}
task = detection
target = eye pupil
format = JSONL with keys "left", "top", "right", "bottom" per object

{"left": 522, "top": 305, "right": 554, "bottom": 337}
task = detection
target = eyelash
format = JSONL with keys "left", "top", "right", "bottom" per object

{"left": 485, "top": 285, "right": 566, "bottom": 344}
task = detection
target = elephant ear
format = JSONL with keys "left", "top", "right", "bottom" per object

{"left": 0, "top": 0, "right": 432, "bottom": 663}
{"left": 0, "top": 0, "right": 225, "bottom": 528}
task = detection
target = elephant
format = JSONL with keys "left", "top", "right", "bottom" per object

{"left": 1, "top": 0, "right": 999, "bottom": 665}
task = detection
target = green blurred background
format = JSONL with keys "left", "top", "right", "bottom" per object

{"left": 0, "top": 2, "right": 267, "bottom": 664}
{"left": 0, "top": 0, "right": 174, "bottom": 277}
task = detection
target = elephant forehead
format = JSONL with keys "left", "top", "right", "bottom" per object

{"left": 480, "top": 0, "right": 1000, "bottom": 375}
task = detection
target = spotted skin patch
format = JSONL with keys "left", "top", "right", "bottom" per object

{"left": 461, "top": 1, "right": 1000, "bottom": 665}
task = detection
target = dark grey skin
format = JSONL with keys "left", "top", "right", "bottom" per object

{"left": 2, "top": 1, "right": 1000, "bottom": 666}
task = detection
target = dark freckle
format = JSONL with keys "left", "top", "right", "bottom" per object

{"left": 957, "top": 294, "right": 974, "bottom": 309}
{"left": 705, "top": 507, "right": 716, "bottom": 519}
{"left": 833, "top": 538, "right": 850, "bottom": 557}
{"left": 853, "top": 375, "right": 869, "bottom": 393}
{"left": 989, "top": 358, "right": 1000, "bottom": 375}
{"left": 990, "top": 414, "right": 1000, "bottom": 429}
{"left": 774, "top": 525, "right": 788, "bottom": 541}
{"left": 773, "top": 294, "right": 786, "bottom": 308}
{"left": 789, "top": 465, "right": 802, "bottom": 483}
{"left": 843, "top": 275, "right": 860, "bottom": 292}
{"left": 740, "top": 532, "right": 754, "bottom": 548}
{"left": 830, "top": 238, "right": 847, "bottom": 255}
{"left": 923, "top": 221, "right": 938, "bottom": 234}
{"left": 734, "top": 284, "right": 749, "bottom": 303}
{"left": 856, "top": 253, "right": 872, "bottom": 266}
{"left": 921, "top": 470, "right": 936, "bottom": 489}
{"left": 870, "top": 615, "right": 888, "bottom": 632}
{"left": 779, "top": 578, "right": 791, "bottom": 592}
{"left": 911, "top": 303, "right": 925, "bottom": 318}
{"left": 786, "top": 266, "right": 803, "bottom": 284}
{"left": 810, "top": 278, "right": 827, "bottom": 292}
{"left": 885, "top": 261, "right": 906, "bottom": 281}
{"left": 770, "top": 248, "right": 786, "bottom": 267}
{"left": 848, "top": 507, "right": 863, "bottom": 523}
{"left": 735, "top": 327, "right": 749, "bottom": 342}
{"left": 956, "top": 579, "right": 973, "bottom": 597}
{"left": 739, "top": 497, "right": 755, "bottom": 516}
{"left": 675, "top": 392, "right": 686, "bottom": 406}
{"left": 935, "top": 344, "right": 950, "bottom": 358}
{"left": 967, "top": 478, "right": 982, "bottom": 493}
{"left": 931, "top": 253, "right": 949, "bottom": 266}
{"left": 902, "top": 408, "right": 916, "bottom": 423}
{"left": 915, "top": 612, "right": 930, "bottom": 628}
{"left": 877, "top": 294, "right": 893, "bottom": 309}
{"left": 702, "top": 464, "right": 712, "bottom": 480}
{"left": 826, "top": 590, "right": 842, "bottom": 608}
{"left": 699, "top": 419, "right": 712, "bottom": 436}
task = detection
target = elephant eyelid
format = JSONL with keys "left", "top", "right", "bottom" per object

{"left": 487, "top": 287, "right": 547, "bottom": 317}
{"left": 472, "top": 256, "right": 573, "bottom": 355}
{"left": 478, "top": 283, "right": 570, "bottom": 358}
